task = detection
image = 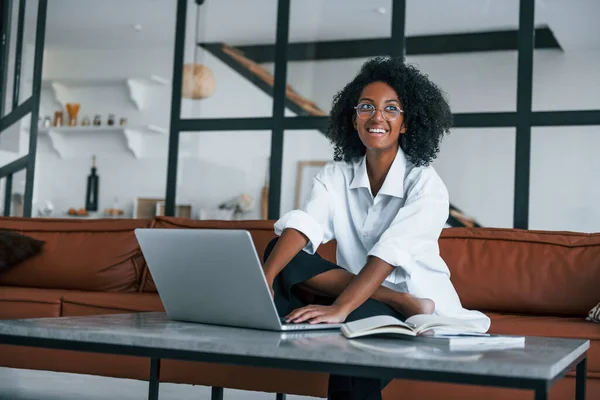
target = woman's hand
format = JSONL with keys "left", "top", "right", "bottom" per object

{"left": 285, "top": 304, "right": 349, "bottom": 324}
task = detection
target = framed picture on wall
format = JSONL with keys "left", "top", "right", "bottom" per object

{"left": 295, "top": 161, "right": 328, "bottom": 209}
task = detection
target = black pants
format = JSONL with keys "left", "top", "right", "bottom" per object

{"left": 264, "top": 238, "right": 404, "bottom": 400}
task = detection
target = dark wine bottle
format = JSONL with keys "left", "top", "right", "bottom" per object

{"left": 85, "top": 155, "right": 99, "bottom": 211}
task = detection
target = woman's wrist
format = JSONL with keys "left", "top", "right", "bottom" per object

{"left": 332, "top": 298, "right": 355, "bottom": 317}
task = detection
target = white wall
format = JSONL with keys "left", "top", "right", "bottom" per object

{"left": 5, "top": 26, "right": 599, "bottom": 231}
{"left": 29, "top": 45, "right": 294, "bottom": 220}
{"left": 271, "top": 49, "right": 600, "bottom": 231}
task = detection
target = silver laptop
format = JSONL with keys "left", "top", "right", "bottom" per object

{"left": 134, "top": 228, "right": 342, "bottom": 332}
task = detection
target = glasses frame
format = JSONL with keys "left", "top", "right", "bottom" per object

{"left": 354, "top": 103, "right": 404, "bottom": 121}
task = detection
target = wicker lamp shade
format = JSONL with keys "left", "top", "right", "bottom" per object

{"left": 182, "top": 63, "right": 216, "bottom": 99}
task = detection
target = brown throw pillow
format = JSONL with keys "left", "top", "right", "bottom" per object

{"left": 0, "top": 230, "right": 45, "bottom": 273}
{"left": 588, "top": 302, "right": 600, "bottom": 323}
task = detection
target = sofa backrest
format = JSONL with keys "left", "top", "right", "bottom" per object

{"left": 0, "top": 217, "right": 152, "bottom": 292}
{"left": 440, "top": 227, "right": 600, "bottom": 317}
{"left": 3, "top": 217, "right": 597, "bottom": 318}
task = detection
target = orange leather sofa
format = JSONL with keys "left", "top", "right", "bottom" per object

{"left": 0, "top": 216, "right": 598, "bottom": 400}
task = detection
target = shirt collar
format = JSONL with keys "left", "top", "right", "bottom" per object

{"left": 349, "top": 147, "right": 407, "bottom": 198}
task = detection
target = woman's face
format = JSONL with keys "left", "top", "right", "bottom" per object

{"left": 352, "top": 81, "right": 406, "bottom": 154}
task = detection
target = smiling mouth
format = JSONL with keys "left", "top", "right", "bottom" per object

{"left": 367, "top": 128, "right": 387, "bottom": 135}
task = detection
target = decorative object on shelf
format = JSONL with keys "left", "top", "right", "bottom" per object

{"left": 119, "top": 117, "right": 127, "bottom": 126}
{"left": 155, "top": 202, "right": 192, "bottom": 219}
{"left": 107, "top": 114, "right": 115, "bottom": 126}
{"left": 182, "top": 63, "right": 216, "bottom": 99}
{"left": 85, "top": 155, "right": 99, "bottom": 212}
{"left": 36, "top": 200, "right": 54, "bottom": 217}
{"left": 11, "top": 193, "right": 24, "bottom": 217}
{"left": 93, "top": 115, "right": 101, "bottom": 126}
{"left": 53, "top": 111, "right": 63, "bottom": 127}
{"left": 81, "top": 115, "right": 91, "bottom": 126}
{"left": 68, "top": 207, "right": 88, "bottom": 216}
{"left": 295, "top": 161, "right": 327, "bottom": 209}
{"left": 134, "top": 197, "right": 164, "bottom": 219}
{"left": 42, "top": 116, "right": 51, "bottom": 128}
{"left": 65, "top": 103, "right": 80, "bottom": 126}
{"left": 104, "top": 197, "right": 124, "bottom": 217}
{"left": 218, "top": 193, "right": 255, "bottom": 220}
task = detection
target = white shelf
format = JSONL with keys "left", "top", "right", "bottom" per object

{"left": 41, "top": 75, "right": 170, "bottom": 110}
{"left": 38, "top": 125, "right": 167, "bottom": 159}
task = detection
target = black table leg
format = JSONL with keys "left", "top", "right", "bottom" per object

{"left": 576, "top": 357, "right": 587, "bottom": 400}
{"left": 276, "top": 394, "right": 286, "bottom": 400}
{"left": 211, "top": 387, "right": 224, "bottom": 400}
{"left": 533, "top": 380, "right": 548, "bottom": 400}
{"left": 149, "top": 358, "right": 161, "bottom": 400}
{"left": 535, "top": 388, "right": 548, "bottom": 400}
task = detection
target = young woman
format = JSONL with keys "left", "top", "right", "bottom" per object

{"left": 262, "top": 56, "right": 490, "bottom": 400}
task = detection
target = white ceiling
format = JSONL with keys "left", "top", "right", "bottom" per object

{"left": 22, "top": 0, "right": 600, "bottom": 51}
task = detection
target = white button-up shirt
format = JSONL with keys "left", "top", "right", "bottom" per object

{"left": 275, "top": 147, "right": 491, "bottom": 331}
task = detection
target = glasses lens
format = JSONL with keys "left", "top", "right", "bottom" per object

{"left": 356, "top": 104, "right": 373, "bottom": 120}
{"left": 385, "top": 107, "right": 400, "bottom": 120}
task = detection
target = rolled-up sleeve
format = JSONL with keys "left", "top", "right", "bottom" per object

{"left": 368, "top": 174, "right": 449, "bottom": 281}
{"left": 274, "top": 169, "right": 335, "bottom": 254}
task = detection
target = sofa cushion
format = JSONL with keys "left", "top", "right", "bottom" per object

{"left": 440, "top": 228, "right": 600, "bottom": 317}
{"left": 588, "top": 302, "right": 600, "bottom": 323}
{"left": 61, "top": 292, "right": 164, "bottom": 316}
{"left": 143, "top": 217, "right": 337, "bottom": 293}
{"left": 0, "top": 230, "right": 45, "bottom": 272}
{"left": 0, "top": 286, "right": 65, "bottom": 319}
{"left": 487, "top": 312, "right": 600, "bottom": 374}
{"left": 0, "top": 217, "right": 152, "bottom": 292}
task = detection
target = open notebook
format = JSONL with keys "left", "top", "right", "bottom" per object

{"left": 341, "top": 314, "right": 524, "bottom": 348}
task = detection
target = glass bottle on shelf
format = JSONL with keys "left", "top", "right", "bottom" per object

{"left": 85, "top": 155, "right": 99, "bottom": 212}
{"left": 107, "top": 114, "right": 115, "bottom": 126}
{"left": 93, "top": 115, "right": 101, "bottom": 126}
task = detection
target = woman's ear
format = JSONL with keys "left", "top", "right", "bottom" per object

{"left": 352, "top": 114, "right": 357, "bottom": 131}
{"left": 400, "top": 121, "right": 408, "bottom": 134}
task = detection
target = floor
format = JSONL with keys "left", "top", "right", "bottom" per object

{"left": 0, "top": 367, "right": 321, "bottom": 400}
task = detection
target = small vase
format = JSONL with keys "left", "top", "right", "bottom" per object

{"left": 66, "top": 103, "right": 81, "bottom": 126}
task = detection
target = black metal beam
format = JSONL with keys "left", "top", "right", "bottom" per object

{"left": 164, "top": 0, "right": 187, "bottom": 217}
{"left": 283, "top": 116, "right": 328, "bottom": 131}
{"left": 12, "top": 0, "right": 25, "bottom": 109}
{"left": 179, "top": 117, "right": 273, "bottom": 132}
{"left": 0, "top": 0, "right": 13, "bottom": 118}
{"left": 267, "top": 0, "right": 290, "bottom": 220}
{"left": 217, "top": 27, "right": 560, "bottom": 63}
{"left": 390, "top": 0, "right": 406, "bottom": 58}
{"left": 513, "top": 0, "right": 535, "bottom": 230}
{"left": 531, "top": 110, "right": 600, "bottom": 126}
{"left": 23, "top": 0, "right": 46, "bottom": 218}
{"left": 0, "top": 95, "right": 32, "bottom": 131}
{"left": 3, "top": 172, "right": 12, "bottom": 216}
{"left": 0, "top": 154, "right": 26, "bottom": 177}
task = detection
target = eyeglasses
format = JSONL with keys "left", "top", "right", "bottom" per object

{"left": 354, "top": 102, "right": 404, "bottom": 121}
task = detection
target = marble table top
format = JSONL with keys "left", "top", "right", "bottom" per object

{"left": 0, "top": 312, "right": 589, "bottom": 381}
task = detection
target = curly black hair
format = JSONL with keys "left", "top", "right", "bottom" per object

{"left": 327, "top": 56, "right": 452, "bottom": 167}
